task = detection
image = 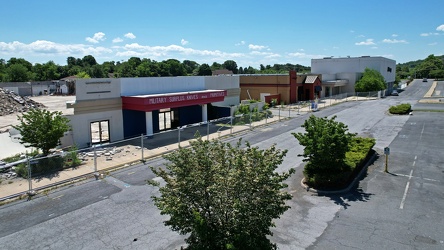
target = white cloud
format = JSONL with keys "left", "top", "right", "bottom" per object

{"left": 181, "top": 39, "right": 189, "bottom": 45}
{"left": 287, "top": 52, "right": 326, "bottom": 59}
{"left": 420, "top": 32, "right": 440, "bottom": 36}
{"left": 436, "top": 24, "right": 444, "bottom": 31}
{"left": 0, "top": 40, "right": 112, "bottom": 56}
{"left": 124, "top": 33, "right": 136, "bottom": 39}
{"left": 85, "top": 32, "right": 106, "bottom": 43}
{"left": 115, "top": 43, "right": 245, "bottom": 60}
{"left": 248, "top": 44, "right": 268, "bottom": 50}
{"left": 428, "top": 42, "right": 438, "bottom": 46}
{"left": 382, "top": 39, "right": 408, "bottom": 44}
{"left": 371, "top": 46, "right": 378, "bottom": 49}
{"left": 235, "top": 41, "right": 245, "bottom": 46}
{"left": 392, "top": 34, "right": 398, "bottom": 37}
{"left": 250, "top": 51, "right": 281, "bottom": 58}
{"left": 355, "top": 39, "right": 375, "bottom": 46}
{"left": 112, "top": 37, "right": 123, "bottom": 43}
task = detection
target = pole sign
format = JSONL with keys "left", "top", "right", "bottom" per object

{"left": 384, "top": 147, "right": 390, "bottom": 155}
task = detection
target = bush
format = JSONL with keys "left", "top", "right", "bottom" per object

{"left": 63, "top": 146, "right": 82, "bottom": 167}
{"left": 305, "top": 136, "right": 375, "bottom": 190}
{"left": 345, "top": 137, "right": 375, "bottom": 170}
{"left": 389, "top": 103, "right": 411, "bottom": 115}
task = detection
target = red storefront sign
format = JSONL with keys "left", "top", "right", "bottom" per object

{"left": 122, "top": 90, "right": 227, "bottom": 112}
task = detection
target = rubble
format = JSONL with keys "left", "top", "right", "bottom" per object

{"left": 0, "top": 88, "right": 46, "bottom": 116}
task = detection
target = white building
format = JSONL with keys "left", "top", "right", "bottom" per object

{"left": 311, "top": 56, "right": 396, "bottom": 96}
{"left": 67, "top": 76, "right": 240, "bottom": 148}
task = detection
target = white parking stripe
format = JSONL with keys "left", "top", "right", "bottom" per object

{"left": 400, "top": 169, "right": 413, "bottom": 209}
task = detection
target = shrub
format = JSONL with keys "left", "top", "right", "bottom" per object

{"left": 270, "top": 98, "right": 277, "bottom": 107}
{"left": 63, "top": 146, "right": 82, "bottom": 167}
{"left": 345, "top": 137, "right": 375, "bottom": 170}
{"left": 305, "top": 136, "right": 375, "bottom": 190}
{"left": 389, "top": 103, "right": 411, "bottom": 115}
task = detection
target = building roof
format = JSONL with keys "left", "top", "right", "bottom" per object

{"left": 212, "top": 69, "right": 233, "bottom": 75}
{"left": 305, "top": 75, "right": 318, "bottom": 84}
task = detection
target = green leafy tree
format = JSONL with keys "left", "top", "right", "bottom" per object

{"left": 222, "top": 60, "right": 238, "bottom": 74}
{"left": 355, "top": 68, "right": 386, "bottom": 92}
{"left": 150, "top": 136, "right": 294, "bottom": 249}
{"left": 292, "top": 115, "right": 355, "bottom": 186}
{"left": 81, "top": 55, "right": 97, "bottom": 67}
{"left": 210, "top": 62, "right": 222, "bottom": 71}
{"left": 90, "top": 64, "right": 105, "bottom": 78}
{"left": 416, "top": 54, "right": 444, "bottom": 78}
{"left": 183, "top": 60, "right": 199, "bottom": 75}
{"left": 0, "top": 59, "right": 6, "bottom": 81}
{"left": 67, "top": 56, "right": 77, "bottom": 67}
{"left": 13, "top": 109, "right": 70, "bottom": 156}
{"left": 164, "top": 59, "right": 186, "bottom": 76}
{"left": 197, "top": 63, "right": 212, "bottom": 76}
{"left": 6, "top": 64, "right": 31, "bottom": 82}
{"left": 76, "top": 71, "right": 91, "bottom": 78}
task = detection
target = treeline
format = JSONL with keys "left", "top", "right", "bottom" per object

{"left": 0, "top": 56, "right": 311, "bottom": 82}
{"left": 396, "top": 54, "right": 444, "bottom": 79}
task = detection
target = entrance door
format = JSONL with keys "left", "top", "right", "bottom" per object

{"left": 159, "top": 108, "right": 174, "bottom": 131}
{"left": 90, "top": 120, "right": 110, "bottom": 145}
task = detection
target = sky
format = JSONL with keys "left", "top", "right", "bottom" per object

{"left": 0, "top": 0, "right": 443, "bottom": 68}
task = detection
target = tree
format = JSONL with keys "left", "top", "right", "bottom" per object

{"left": 76, "top": 71, "right": 91, "bottom": 78}
{"left": 222, "top": 60, "right": 238, "bottom": 74}
{"left": 210, "top": 62, "right": 222, "bottom": 71}
{"left": 183, "top": 60, "right": 199, "bottom": 75}
{"left": 81, "top": 55, "right": 97, "bottom": 67}
{"left": 90, "top": 64, "right": 105, "bottom": 78}
{"left": 416, "top": 54, "right": 444, "bottom": 78}
{"left": 13, "top": 109, "right": 70, "bottom": 155}
{"left": 150, "top": 136, "right": 294, "bottom": 249}
{"left": 6, "top": 64, "right": 31, "bottom": 82}
{"left": 197, "top": 63, "right": 212, "bottom": 76}
{"left": 67, "top": 56, "right": 77, "bottom": 67}
{"left": 292, "top": 115, "right": 355, "bottom": 184}
{"left": 164, "top": 59, "right": 186, "bottom": 76}
{"left": 355, "top": 68, "right": 386, "bottom": 92}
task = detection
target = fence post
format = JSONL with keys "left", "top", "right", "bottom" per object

{"left": 278, "top": 106, "right": 281, "bottom": 122}
{"left": 207, "top": 121, "right": 210, "bottom": 140}
{"left": 230, "top": 116, "right": 233, "bottom": 134}
{"left": 288, "top": 106, "right": 291, "bottom": 118}
{"left": 249, "top": 112, "right": 252, "bottom": 130}
{"left": 26, "top": 152, "right": 35, "bottom": 199}
{"left": 93, "top": 145, "right": 99, "bottom": 180}
{"left": 141, "top": 134, "right": 144, "bottom": 163}
{"left": 178, "top": 127, "right": 181, "bottom": 147}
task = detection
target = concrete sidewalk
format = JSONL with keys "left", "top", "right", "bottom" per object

{"left": 0, "top": 113, "right": 286, "bottom": 200}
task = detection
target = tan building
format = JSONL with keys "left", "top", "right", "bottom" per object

{"left": 239, "top": 71, "right": 322, "bottom": 104}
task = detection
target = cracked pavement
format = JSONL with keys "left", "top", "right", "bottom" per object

{"left": 1, "top": 80, "right": 443, "bottom": 249}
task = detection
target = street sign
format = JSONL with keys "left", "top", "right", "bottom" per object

{"left": 384, "top": 147, "right": 390, "bottom": 155}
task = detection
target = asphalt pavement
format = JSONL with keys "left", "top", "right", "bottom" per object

{"left": 1, "top": 80, "right": 443, "bottom": 249}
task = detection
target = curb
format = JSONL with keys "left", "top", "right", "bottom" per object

{"left": 300, "top": 151, "right": 377, "bottom": 195}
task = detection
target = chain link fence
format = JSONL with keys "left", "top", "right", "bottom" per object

{"left": 1, "top": 90, "right": 384, "bottom": 200}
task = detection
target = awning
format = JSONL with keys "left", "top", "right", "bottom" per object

{"left": 122, "top": 89, "right": 227, "bottom": 112}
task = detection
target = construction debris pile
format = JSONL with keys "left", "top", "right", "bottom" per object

{"left": 0, "top": 88, "right": 46, "bottom": 116}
